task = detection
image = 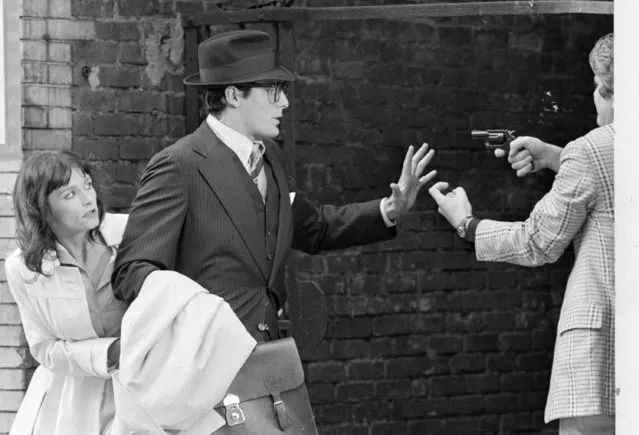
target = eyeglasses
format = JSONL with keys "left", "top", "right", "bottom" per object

{"left": 245, "top": 82, "right": 290, "bottom": 104}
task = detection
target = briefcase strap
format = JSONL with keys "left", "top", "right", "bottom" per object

{"left": 264, "top": 381, "right": 291, "bottom": 430}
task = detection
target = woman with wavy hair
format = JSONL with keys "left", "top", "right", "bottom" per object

{"left": 5, "top": 151, "right": 128, "bottom": 435}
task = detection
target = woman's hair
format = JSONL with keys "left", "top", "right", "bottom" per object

{"left": 589, "top": 33, "right": 614, "bottom": 100}
{"left": 12, "top": 151, "right": 105, "bottom": 276}
{"left": 202, "top": 85, "right": 253, "bottom": 117}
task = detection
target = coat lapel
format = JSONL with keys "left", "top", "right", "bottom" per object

{"left": 191, "top": 123, "right": 269, "bottom": 280}
{"left": 265, "top": 147, "right": 293, "bottom": 288}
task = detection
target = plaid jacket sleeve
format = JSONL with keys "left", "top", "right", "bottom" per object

{"left": 475, "top": 140, "right": 597, "bottom": 266}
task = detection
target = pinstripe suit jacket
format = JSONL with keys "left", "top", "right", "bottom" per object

{"left": 475, "top": 124, "right": 614, "bottom": 422}
{"left": 112, "top": 121, "right": 395, "bottom": 340}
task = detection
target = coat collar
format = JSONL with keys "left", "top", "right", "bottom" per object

{"left": 41, "top": 213, "right": 125, "bottom": 274}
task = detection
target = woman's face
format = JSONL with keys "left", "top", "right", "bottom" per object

{"left": 46, "top": 167, "right": 99, "bottom": 240}
{"left": 594, "top": 75, "right": 614, "bottom": 126}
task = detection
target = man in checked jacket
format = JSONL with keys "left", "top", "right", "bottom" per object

{"left": 429, "top": 33, "right": 614, "bottom": 435}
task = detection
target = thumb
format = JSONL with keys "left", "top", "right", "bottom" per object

{"left": 390, "top": 183, "right": 402, "bottom": 197}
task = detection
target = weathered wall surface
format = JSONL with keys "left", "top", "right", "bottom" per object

{"left": 4, "top": 0, "right": 612, "bottom": 433}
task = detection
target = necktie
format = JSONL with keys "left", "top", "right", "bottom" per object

{"left": 248, "top": 141, "right": 267, "bottom": 200}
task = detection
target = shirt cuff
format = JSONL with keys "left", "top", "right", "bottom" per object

{"left": 379, "top": 198, "right": 396, "bottom": 228}
{"left": 466, "top": 218, "right": 480, "bottom": 243}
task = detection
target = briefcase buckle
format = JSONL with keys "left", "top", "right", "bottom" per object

{"left": 223, "top": 393, "right": 245, "bottom": 426}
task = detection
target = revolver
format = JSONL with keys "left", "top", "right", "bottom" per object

{"left": 471, "top": 129, "right": 516, "bottom": 151}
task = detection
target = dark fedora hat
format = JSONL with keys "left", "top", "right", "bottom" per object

{"left": 183, "top": 30, "right": 295, "bottom": 87}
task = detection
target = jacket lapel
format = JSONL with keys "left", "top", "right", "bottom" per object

{"left": 265, "top": 147, "right": 293, "bottom": 288}
{"left": 191, "top": 122, "right": 269, "bottom": 280}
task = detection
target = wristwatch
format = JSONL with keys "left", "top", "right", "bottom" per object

{"left": 456, "top": 215, "right": 474, "bottom": 238}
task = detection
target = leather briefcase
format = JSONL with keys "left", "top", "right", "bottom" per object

{"left": 213, "top": 337, "right": 318, "bottom": 434}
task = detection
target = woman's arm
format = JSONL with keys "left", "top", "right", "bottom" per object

{"left": 5, "top": 252, "right": 118, "bottom": 378}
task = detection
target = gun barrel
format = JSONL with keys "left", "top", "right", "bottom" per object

{"left": 471, "top": 130, "right": 489, "bottom": 139}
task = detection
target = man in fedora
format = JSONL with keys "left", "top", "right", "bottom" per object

{"left": 112, "top": 30, "right": 437, "bottom": 341}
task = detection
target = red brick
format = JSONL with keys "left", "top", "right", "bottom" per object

{"left": 119, "top": 43, "right": 146, "bottom": 65}
{"left": 72, "top": 89, "right": 118, "bottom": 111}
{"left": 307, "top": 383, "right": 334, "bottom": 405}
{"left": 375, "top": 380, "right": 414, "bottom": 400}
{"left": 117, "top": 91, "right": 165, "bottom": 113}
{"left": 386, "top": 357, "right": 429, "bottom": 379}
{"left": 330, "top": 317, "right": 371, "bottom": 339}
{"left": 119, "top": 138, "right": 165, "bottom": 160}
{"left": 449, "top": 354, "right": 486, "bottom": 374}
{"left": 331, "top": 340, "right": 370, "bottom": 359}
{"left": 73, "top": 40, "right": 119, "bottom": 64}
{"left": 429, "top": 376, "right": 466, "bottom": 397}
{"left": 167, "top": 115, "right": 185, "bottom": 138}
{"left": 94, "top": 113, "right": 139, "bottom": 136}
{"left": 95, "top": 21, "right": 140, "bottom": 41}
{"left": 165, "top": 94, "right": 185, "bottom": 114}
{"left": 345, "top": 360, "right": 385, "bottom": 380}
{"left": 117, "top": 0, "right": 161, "bottom": 17}
{"left": 335, "top": 381, "right": 374, "bottom": 402}
{"left": 103, "top": 184, "right": 137, "bottom": 210}
{"left": 306, "top": 361, "right": 346, "bottom": 384}
{"left": 139, "top": 115, "right": 167, "bottom": 137}
{"left": 71, "top": 0, "right": 115, "bottom": 18}
{"left": 98, "top": 65, "right": 141, "bottom": 88}
{"left": 73, "top": 137, "right": 119, "bottom": 160}
{"left": 72, "top": 112, "right": 93, "bottom": 136}
{"left": 466, "top": 373, "right": 501, "bottom": 393}
{"left": 427, "top": 334, "right": 463, "bottom": 355}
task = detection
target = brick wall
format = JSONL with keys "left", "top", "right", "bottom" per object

{"left": 6, "top": 0, "right": 613, "bottom": 433}
{"left": 1, "top": 0, "right": 25, "bottom": 430}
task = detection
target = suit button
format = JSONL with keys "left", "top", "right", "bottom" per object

{"left": 266, "top": 254, "right": 273, "bottom": 261}
{"left": 257, "top": 323, "right": 269, "bottom": 332}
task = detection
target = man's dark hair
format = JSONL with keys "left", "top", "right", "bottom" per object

{"left": 203, "top": 85, "right": 253, "bottom": 117}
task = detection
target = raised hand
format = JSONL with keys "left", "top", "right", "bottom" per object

{"left": 386, "top": 143, "right": 437, "bottom": 220}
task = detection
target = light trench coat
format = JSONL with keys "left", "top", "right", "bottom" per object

{"left": 5, "top": 213, "right": 129, "bottom": 435}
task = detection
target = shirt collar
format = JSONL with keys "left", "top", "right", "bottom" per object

{"left": 55, "top": 242, "right": 78, "bottom": 267}
{"left": 206, "top": 114, "right": 264, "bottom": 171}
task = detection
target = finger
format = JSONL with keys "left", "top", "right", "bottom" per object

{"left": 428, "top": 181, "right": 449, "bottom": 203}
{"left": 415, "top": 149, "right": 435, "bottom": 176}
{"left": 517, "top": 163, "right": 534, "bottom": 178}
{"left": 453, "top": 186, "right": 469, "bottom": 200}
{"left": 494, "top": 148, "right": 506, "bottom": 158}
{"left": 507, "top": 148, "right": 531, "bottom": 165}
{"left": 508, "top": 137, "right": 529, "bottom": 159}
{"left": 511, "top": 155, "right": 533, "bottom": 171}
{"left": 402, "top": 145, "right": 414, "bottom": 176}
{"left": 411, "top": 143, "right": 430, "bottom": 169}
{"left": 418, "top": 170, "right": 437, "bottom": 186}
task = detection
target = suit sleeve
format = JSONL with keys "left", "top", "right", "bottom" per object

{"left": 5, "top": 254, "right": 118, "bottom": 378}
{"left": 291, "top": 191, "right": 396, "bottom": 255}
{"left": 474, "top": 140, "right": 596, "bottom": 266}
{"left": 112, "top": 151, "right": 188, "bottom": 302}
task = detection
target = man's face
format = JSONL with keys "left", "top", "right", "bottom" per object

{"left": 236, "top": 84, "right": 289, "bottom": 140}
{"left": 593, "top": 75, "right": 613, "bottom": 127}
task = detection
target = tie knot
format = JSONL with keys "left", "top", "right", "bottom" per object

{"left": 252, "top": 141, "right": 265, "bottom": 156}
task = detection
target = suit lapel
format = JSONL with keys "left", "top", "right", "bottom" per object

{"left": 191, "top": 123, "right": 269, "bottom": 281}
{"left": 265, "top": 147, "right": 293, "bottom": 288}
